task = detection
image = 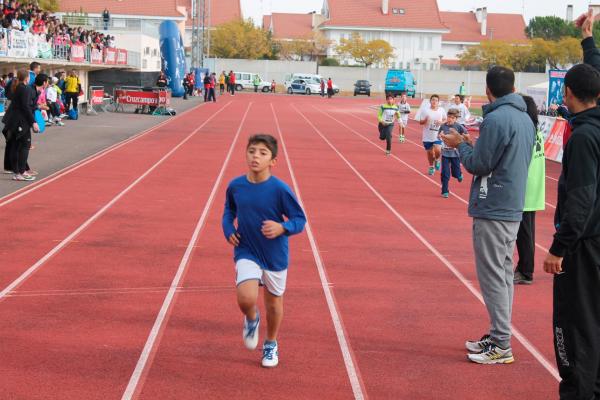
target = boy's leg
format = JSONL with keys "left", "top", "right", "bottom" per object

{"left": 450, "top": 157, "right": 462, "bottom": 179}
{"left": 378, "top": 123, "right": 385, "bottom": 140}
{"left": 235, "top": 259, "right": 263, "bottom": 350}
{"left": 237, "top": 280, "right": 259, "bottom": 320}
{"left": 264, "top": 290, "right": 284, "bottom": 342}
{"left": 441, "top": 156, "right": 450, "bottom": 194}
{"left": 433, "top": 145, "right": 442, "bottom": 169}
{"left": 260, "top": 269, "right": 287, "bottom": 367}
{"left": 515, "top": 211, "right": 535, "bottom": 281}
{"left": 385, "top": 125, "right": 393, "bottom": 153}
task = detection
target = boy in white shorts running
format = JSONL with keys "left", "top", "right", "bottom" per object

{"left": 397, "top": 92, "right": 411, "bottom": 143}
{"left": 222, "top": 134, "right": 306, "bottom": 368}
{"left": 419, "top": 94, "right": 446, "bottom": 175}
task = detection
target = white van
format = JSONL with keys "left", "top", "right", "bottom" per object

{"left": 233, "top": 72, "right": 271, "bottom": 92}
{"left": 284, "top": 73, "right": 339, "bottom": 94}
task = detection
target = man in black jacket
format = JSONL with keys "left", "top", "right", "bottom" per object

{"left": 544, "top": 63, "right": 600, "bottom": 400}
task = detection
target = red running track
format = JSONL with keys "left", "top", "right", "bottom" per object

{"left": 0, "top": 93, "right": 562, "bottom": 399}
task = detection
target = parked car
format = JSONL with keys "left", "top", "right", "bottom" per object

{"left": 354, "top": 80, "right": 371, "bottom": 96}
{"left": 284, "top": 73, "right": 339, "bottom": 94}
{"left": 287, "top": 79, "right": 322, "bottom": 95}
{"left": 385, "top": 70, "right": 416, "bottom": 97}
{"left": 233, "top": 72, "right": 271, "bottom": 92}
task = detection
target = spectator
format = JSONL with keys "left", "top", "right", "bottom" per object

{"left": 253, "top": 74, "right": 260, "bottom": 93}
{"left": 102, "top": 8, "right": 110, "bottom": 30}
{"left": 46, "top": 76, "right": 63, "bottom": 126}
{"left": 29, "top": 61, "right": 40, "bottom": 88}
{"left": 271, "top": 80, "right": 276, "bottom": 93}
{"left": 229, "top": 70, "right": 235, "bottom": 95}
{"left": 320, "top": 79, "right": 325, "bottom": 97}
{"left": 459, "top": 81, "right": 466, "bottom": 96}
{"left": 208, "top": 73, "right": 216, "bottom": 102}
{"left": 63, "top": 70, "right": 80, "bottom": 112}
{"left": 156, "top": 71, "right": 167, "bottom": 88}
{"left": 441, "top": 66, "right": 535, "bottom": 365}
{"left": 327, "top": 77, "right": 333, "bottom": 98}
{"left": 203, "top": 73, "right": 211, "bottom": 102}
{"left": 219, "top": 71, "right": 226, "bottom": 95}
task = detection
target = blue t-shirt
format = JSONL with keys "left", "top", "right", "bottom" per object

{"left": 222, "top": 175, "right": 306, "bottom": 271}
{"left": 439, "top": 123, "right": 466, "bottom": 158}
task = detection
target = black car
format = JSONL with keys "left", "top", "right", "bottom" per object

{"left": 354, "top": 80, "right": 371, "bottom": 96}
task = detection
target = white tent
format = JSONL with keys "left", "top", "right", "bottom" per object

{"left": 525, "top": 81, "right": 548, "bottom": 112}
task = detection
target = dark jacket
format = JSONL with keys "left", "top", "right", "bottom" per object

{"left": 583, "top": 37, "right": 600, "bottom": 72}
{"left": 2, "top": 83, "right": 35, "bottom": 139}
{"left": 550, "top": 106, "right": 600, "bottom": 257}
{"left": 458, "top": 93, "right": 535, "bottom": 221}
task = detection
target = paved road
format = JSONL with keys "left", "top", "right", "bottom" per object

{"left": 0, "top": 96, "right": 206, "bottom": 198}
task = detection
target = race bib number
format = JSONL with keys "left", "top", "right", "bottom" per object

{"left": 383, "top": 109, "right": 395, "bottom": 123}
{"left": 429, "top": 120, "right": 441, "bottom": 131}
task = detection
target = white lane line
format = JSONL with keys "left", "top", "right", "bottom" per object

{"left": 0, "top": 101, "right": 232, "bottom": 301}
{"left": 0, "top": 102, "right": 206, "bottom": 207}
{"left": 292, "top": 103, "right": 561, "bottom": 382}
{"left": 344, "top": 111, "right": 560, "bottom": 209}
{"left": 121, "top": 102, "right": 252, "bottom": 400}
{"left": 315, "top": 107, "right": 551, "bottom": 253}
{"left": 271, "top": 103, "right": 366, "bottom": 400}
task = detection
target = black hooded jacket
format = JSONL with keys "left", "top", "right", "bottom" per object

{"left": 550, "top": 106, "right": 600, "bottom": 257}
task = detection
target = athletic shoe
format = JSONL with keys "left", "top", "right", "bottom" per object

{"left": 465, "top": 334, "right": 492, "bottom": 353}
{"left": 59, "top": 113, "right": 68, "bottom": 118}
{"left": 428, "top": 167, "right": 435, "bottom": 175}
{"left": 261, "top": 341, "right": 279, "bottom": 368}
{"left": 242, "top": 312, "right": 260, "bottom": 350}
{"left": 399, "top": 135, "right": 405, "bottom": 143}
{"left": 467, "top": 343, "right": 514, "bottom": 364}
{"left": 513, "top": 271, "right": 533, "bottom": 285}
{"left": 457, "top": 175, "right": 463, "bottom": 183}
{"left": 441, "top": 192, "right": 449, "bottom": 198}
{"left": 13, "top": 174, "right": 35, "bottom": 181}
{"left": 25, "top": 170, "right": 38, "bottom": 176}
{"left": 435, "top": 160, "right": 441, "bottom": 170}
{"left": 386, "top": 150, "right": 391, "bottom": 156}
{"left": 56, "top": 121, "right": 65, "bottom": 126}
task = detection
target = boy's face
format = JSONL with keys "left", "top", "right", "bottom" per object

{"left": 400, "top": 94, "right": 407, "bottom": 102}
{"left": 454, "top": 96, "right": 461, "bottom": 105}
{"left": 446, "top": 114, "right": 457, "bottom": 125}
{"left": 386, "top": 96, "right": 395, "bottom": 105}
{"left": 246, "top": 142, "right": 276, "bottom": 173}
{"left": 430, "top": 97, "right": 439, "bottom": 108}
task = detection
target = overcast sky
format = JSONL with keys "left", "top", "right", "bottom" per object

{"left": 241, "top": 0, "right": 592, "bottom": 25}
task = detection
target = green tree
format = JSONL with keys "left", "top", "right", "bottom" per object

{"left": 211, "top": 19, "right": 273, "bottom": 59}
{"left": 526, "top": 16, "right": 578, "bottom": 40}
{"left": 335, "top": 33, "right": 394, "bottom": 67}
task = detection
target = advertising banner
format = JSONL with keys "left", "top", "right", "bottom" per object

{"left": 116, "top": 48, "right": 128, "bottom": 65}
{"left": 90, "top": 89, "right": 104, "bottom": 105}
{"left": 7, "top": 30, "right": 27, "bottom": 58}
{"left": 104, "top": 47, "right": 117, "bottom": 64}
{"left": 114, "top": 89, "right": 169, "bottom": 107}
{"left": 70, "top": 44, "right": 85, "bottom": 62}
{"left": 91, "top": 48, "right": 103, "bottom": 64}
{"left": 547, "top": 70, "right": 567, "bottom": 109}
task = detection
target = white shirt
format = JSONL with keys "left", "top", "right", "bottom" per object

{"left": 421, "top": 107, "right": 446, "bottom": 142}
{"left": 447, "top": 103, "right": 470, "bottom": 125}
{"left": 398, "top": 102, "right": 411, "bottom": 123}
{"left": 46, "top": 86, "right": 58, "bottom": 102}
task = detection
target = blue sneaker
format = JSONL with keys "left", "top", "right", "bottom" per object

{"left": 435, "top": 160, "right": 441, "bottom": 170}
{"left": 243, "top": 312, "right": 260, "bottom": 350}
{"left": 428, "top": 167, "right": 435, "bottom": 175}
{"left": 457, "top": 175, "right": 463, "bottom": 183}
{"left": 262, "top": 341, "right": 279, "bottom": 368}
{"left": 442, "top": 192, "right": 449, "bottom": 198}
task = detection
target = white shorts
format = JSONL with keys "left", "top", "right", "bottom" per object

{"left": 400, "top": 119, "right": 408, "bottom": 128}
{"left": 235, "top": 259, "right": 288, "bottom": 297}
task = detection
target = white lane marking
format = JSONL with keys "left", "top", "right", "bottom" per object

{"left": 0, "top": 102, "right": 206, "bottom": 207}
{"left": 121, "top": 102, "right": 252, "bottom": 400}
{"left": 271, "top": 103, "right": 366, "bottom": 400}
{"left": 293, "top": 103, "right": 561, "bottom": 383}
{"left": 317, "top": 107, "right": 551, "bottom": 253}
{"left": 0, "top": 102, "right": 232, "bottom": 301}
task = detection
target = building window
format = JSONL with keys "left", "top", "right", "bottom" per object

{"left": 406, "top": 62, "right": 411, "bottom": 70}
{"left": 427, "top": 36, "right": 433, "bottom": 51}
{"left": 142, "top": 59, "right": 148, "bottom": 69}
{"left": 418, "top": 36, "right": 424, "bottom": 51}
{"left": 399, "top": 61, "right": 404, "bottom": 69}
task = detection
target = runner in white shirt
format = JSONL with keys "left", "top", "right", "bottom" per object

{"left": 397, "top": 92, "right": 411, "bottom": 143}
{"left": 447, "top": 94, "right": 471, "bottom": 125}
{"left": 419, "top": 94, "right": 446, "bottom": 175}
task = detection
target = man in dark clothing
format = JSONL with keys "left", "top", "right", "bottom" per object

{"left": 544, "top": 63, "right": 600, "bottom": 400}
{"left": 102, "top": 8, "right": 110, "bottom": 30}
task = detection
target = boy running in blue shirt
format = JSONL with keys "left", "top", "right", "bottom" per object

{"left": 222, "top": 134, "right": 306, "bottom": 368}
{"left": 438, "top": 109, "right": 466, "bottom": 198}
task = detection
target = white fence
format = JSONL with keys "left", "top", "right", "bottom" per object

{"left": 202, "top": 58, "right": 547, "bottom": 97}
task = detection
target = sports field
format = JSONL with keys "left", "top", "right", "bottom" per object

{"left": 0, "top": 93, "right": 561, "bottom": 399}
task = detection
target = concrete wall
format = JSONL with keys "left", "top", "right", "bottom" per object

{"left": 203, "top": 58, "right": 317, "bottom": 84}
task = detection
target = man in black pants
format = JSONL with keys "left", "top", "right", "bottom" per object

{"left": 544, "top": 63, "right": 600, "bottom": 400}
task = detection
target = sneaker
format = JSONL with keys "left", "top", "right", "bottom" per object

{"left": 261, "top": 341, "right": 279, "bottom": 368}
{"left": 513, "top": 271, "right": 533, "bottom": 285}
{"left": 441, "top": 192, "right": 449, "bottom": 198}
{"left": 56, "top": 121, "right": 65, "bottom": 126}
{"left": 399, "top": 135, "right": 405, "bottom": 143}
{"left": 386, "top": 150, "right": 391, "bottom": 156}
{"left": 465, "top": 334, "right": 492, "bottom": 353}
{"left": 25, "top": 170, "right": 38, "bottom": 176}
{"left": 13, "top": 174, "right": 35, "bottom": 181}
{"left": 467, "top": 343, "right": 514, "bottom": 364}
{"left": 428, "top": 167, "right": 435, "bottom": 175}
{"left": 242, "top": 312, "right": 260, "bottom": 350}
{"left": 457, "top": 175, "right": 463, "bottom": 183}
{"left": 435, "top": 160, "right": 441, "bottom": 171}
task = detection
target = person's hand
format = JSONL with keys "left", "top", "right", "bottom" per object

{"left": 228, "top": 232, "right": 240, "bottom": 247}
{"left": 549, "top": 104, "right": 559, "bottom": 111}
{"left": 462, "top": 133, "right": 472, "bottom": 146}
{"left": 33, "top": 122, "right": 39, "bottom": 132}
{"left": 261, "top": 220, "right": 285, "bottom": 239}
{"left": 578, "top": 9, "right": 594, "bottom": 39}
{"left": 543, "top": 253, "right": 564, "bottom": 274}
{"left": 440, "top": 128, "right": 464, "bottom": 148}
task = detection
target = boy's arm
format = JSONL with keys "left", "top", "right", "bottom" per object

{"left": 222, "top": 186, "right": 237, "bottom": 239}
{"left": 550, "top": 133, "right": 599, "bottom": 257}
{"left": 281, "top": 188, "right": 307, "bottom": 236}
{"left": 458, "top": 117, "right": 508, "bottom": 176}
{"left": 377, "top": 106, "right": 384, "bottom": 123}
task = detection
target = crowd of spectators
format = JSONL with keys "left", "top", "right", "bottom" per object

{"left": 0, "top": 0, "right": 116, "bottom": 58}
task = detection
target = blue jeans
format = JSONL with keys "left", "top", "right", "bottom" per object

{"left": 441, "top": 156, "right": 462, "bottom": 194}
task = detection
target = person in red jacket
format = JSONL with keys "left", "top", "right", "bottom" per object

{"left": 327, "top": 78, "right": 334, "bottom": 98}
{"left": 229, "top": 70, "right": 236, "bottom": 95}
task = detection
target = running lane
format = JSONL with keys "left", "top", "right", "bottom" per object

{"left": 0, "top": 101, "right": 248, "bottom": 399}
{"left": 0, "top": 103, "right": 217, "bottom": 291}
{"left": 271, "top": 98, "right": 557, "bottom": 399}
{"left": 135, "top": 98, "right": 357, "bottom": 400}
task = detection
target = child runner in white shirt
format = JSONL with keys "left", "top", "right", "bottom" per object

{"left": 447, "top": 94, "right": 471, "bottom": 125}
{"left": 397, "top": 92, "right": 411, "bottom": 143}
{"left": 419, "top": 94, "right": 446, "bottom": 175}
